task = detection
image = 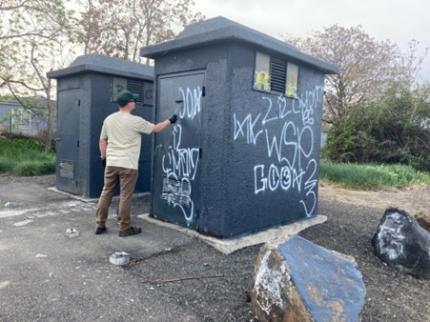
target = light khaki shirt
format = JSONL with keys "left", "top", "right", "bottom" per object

{"left": 100, "top": 111, "right": 154, "bottom": 170}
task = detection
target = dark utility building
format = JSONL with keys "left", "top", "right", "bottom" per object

{"left": 141, "top": 17, "right": 337, "bottom": 238}
{"left": 48, "top": 54, "right": 154, "bottom": 198}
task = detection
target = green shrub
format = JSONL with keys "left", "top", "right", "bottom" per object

{"left": 325, "top": 86, "right": 430, "bottom": 171}
{"left": 0, "top": 137, "right": 55, "bottom": 176}
{"left": 0, "top": 158, "right": 14, "bottom": 172}
{"left": 13, "top": 160, "right": 56, "bottom": 176}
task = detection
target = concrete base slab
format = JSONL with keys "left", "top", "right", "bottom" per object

{"left": 0, "top": 183, "right": 67, "bottom": 205}
{"left": 138, "top": 214, "right": 327, "bottom": 255}
{"left": 48, "top": 186, "right": 150, "bottom": 203}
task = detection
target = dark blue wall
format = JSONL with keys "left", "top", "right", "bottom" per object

{"left": 153, "top": 43, "right": 231, "bottom": 236}
{"left": 56, "top": 73, "right": 153, "bottom": 198}
{"left": 225, "top": 44, "right": 324, "bottom": 236}
{"left": 88, "top": 74, "right": 153, "bottom": 198}
{"left": 151, "top": 42, "right": 325, "bottom": 237}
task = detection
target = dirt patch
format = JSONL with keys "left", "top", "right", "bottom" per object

{"left": 299, "top": 181, "right": 430, "bottom": 321}
{"left": 319, "top": 180, "right": 430, "bottom": 227}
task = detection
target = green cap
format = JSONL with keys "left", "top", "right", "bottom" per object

{"left": 117, "top": 90, "right": 139, "bottom": 107}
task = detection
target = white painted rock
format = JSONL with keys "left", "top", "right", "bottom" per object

{"left": 372, "top": 208, "right": 430, "bottom": 279}
{"left": 66, "top": 228, "right": 80, "bottom": 238}
{"left": 4, "top": 202, "right": 18, "bottom": 208}
{"left": 252, "top": 236, "right": 366, "bottom": 322}
{"left": 109, "top": 252, "right": 130, "bottom": 266}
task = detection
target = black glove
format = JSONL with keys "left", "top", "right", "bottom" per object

{"left": 169, "top": 114, "right": 178, "bottom": 124}
{"left": 102, "top": 158, "right": 106, "bottom": 168}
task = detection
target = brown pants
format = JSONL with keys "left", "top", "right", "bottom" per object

{"left": 96, "top": 166, "right": 138, "bottom": 231}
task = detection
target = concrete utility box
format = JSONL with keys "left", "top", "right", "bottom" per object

{"left": 48, "top": 54, "right": 154, "bottom": 198}
{"left": 141, "top": 17, "right": 337, "bottom": 238}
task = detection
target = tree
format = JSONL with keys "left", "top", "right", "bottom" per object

{"left": 286, "top": 25, "right": 428, "bottom": 124}
{"left": 0, "top": 0, "right": 204, "bottom": 150}
{"left": 0, "top": 0, "right": 69, "bottom": 149}
{"left": 69, "top": 0, "right": 204, "bottom": 62}
{"left": 324, "top": 83, "right": 430, "bottom": 171}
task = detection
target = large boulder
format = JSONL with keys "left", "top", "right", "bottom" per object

{"left": 252, "top": 236, "right": 366, "bottom": 322}
{"left": 372, "top": 207, "right": 430, "bottom": 279}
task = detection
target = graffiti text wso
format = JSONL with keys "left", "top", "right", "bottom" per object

{"left": 232, "top": 86, "right": 323, "bottom": 217}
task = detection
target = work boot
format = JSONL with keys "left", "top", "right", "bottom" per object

{"left": 95, "top": 226, "right": 107, "bottom": 235}
{"left": 119, "top": 226, "right": 142, "bottom": 237}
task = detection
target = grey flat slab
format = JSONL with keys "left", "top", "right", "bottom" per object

{"left": 139, "top": 213, "right": 327, "bottom": 254}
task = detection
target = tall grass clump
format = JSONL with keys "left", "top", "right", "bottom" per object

{"left": 320, "top": 161, "right": 430, "bottom": 190}
{"left": 0, "top": 137, "right": 55, "bottom": 176}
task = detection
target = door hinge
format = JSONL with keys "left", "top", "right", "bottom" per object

{"left": 202, "top": 86, "right": 206, "bottom": 97}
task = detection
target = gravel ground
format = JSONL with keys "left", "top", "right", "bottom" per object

{"left": 302, "top": 198, "right": 430, "bottom": 322}
{"left": 0, "top": 174, "right": 429, "bottom": 321}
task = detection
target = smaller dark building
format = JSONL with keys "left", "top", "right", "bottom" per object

{"left": 48, "top": 54, "right": 154, "bottom": 198}
{"left": 141, "top": 17, "right": 337, "bottom": 238}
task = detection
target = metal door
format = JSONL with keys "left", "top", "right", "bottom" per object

{"left": 56, "top": 89, "right": 80, "bottom": 194}
{"left": 152, "top": 71, "right": 205, "bottom": 227}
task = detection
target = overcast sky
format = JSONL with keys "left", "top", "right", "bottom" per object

{"left": 193, "top": 0, "right": 430, "bottom": 83}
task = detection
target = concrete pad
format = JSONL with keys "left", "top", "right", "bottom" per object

{"left": 48, "top": 186, "right": 150, "bottom": 203}
{"left": 138, "top": 214, "right": 327, "bottom": 255}
{"left": 0, "top": 183, "right": 68, "bottom": 205}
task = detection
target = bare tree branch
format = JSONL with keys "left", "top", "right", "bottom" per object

{"left": 0, "top": 0, "right": 31, "bottom": 10}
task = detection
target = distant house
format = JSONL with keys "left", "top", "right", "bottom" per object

{"left": 0, "top": 96, "right": 55, "bottom": 137}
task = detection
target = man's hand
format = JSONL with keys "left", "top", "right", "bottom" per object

{"left": 153, "top": 116, "right": 177, "bottom": 133}
{"left": 169, "top": 114, "right": 178, "bottom": 124}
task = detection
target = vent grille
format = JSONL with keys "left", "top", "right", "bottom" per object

{"left": 270, "top": 58, "right": 286, "bottom": 94}
{"left": 127, "top": 79, "right": 144, "bottom": 103}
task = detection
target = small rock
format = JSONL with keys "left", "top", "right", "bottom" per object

{"left": 372, "top": 208, "right": 430, "bottom": 279}
{"left": 66, "top": 228, "right": 80, "bottom": 238}
{"left": 252, "top": 236, "right": 366, "bottom": 322}
{"left": 13, "top": 219, "right": 33, "bottom": 227}
{"left": 0, "top": 281, "right": 11, "bottom": 289}
{"left": 4, "top": 202, "right": 17, "bottom": 208}
{"left": 49, "top": 272, "right": 54, "bottom": 278}
{"left": 109, "top": 252, "right": 130, "bottom": 266}
{"left": 35, "top": 253, "right": 48, "bottom": 258}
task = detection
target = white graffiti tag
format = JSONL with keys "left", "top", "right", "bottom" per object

{"left": 233, "top": 86, "right": 323, "bottom": 217}
{"left": 161, "top": 86, "right": 202, "bottom": 225}
{"left": 178, "top": 87, "right": 202, "bottom": 120}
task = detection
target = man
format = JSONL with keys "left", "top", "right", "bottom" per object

{"left": 96, "top": 89, "right": 177, "bottom": 237}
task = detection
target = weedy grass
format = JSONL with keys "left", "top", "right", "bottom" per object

{"left": 0, "top": 138, "right": 55, "bottom": 176}
{"left": 320, "top": 161, "right": 430, "bottom": 190}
